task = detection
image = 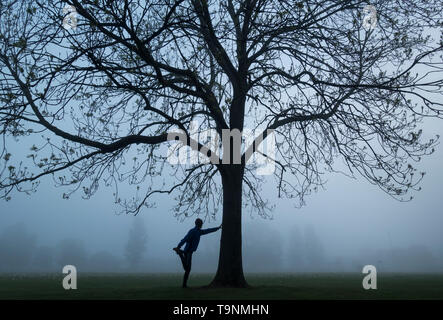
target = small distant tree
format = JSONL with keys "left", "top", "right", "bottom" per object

{"left": 0, "top": 223, "right": 36, "bottom": 272}
{"left": 304, "top": 225, "right": 326, "bottom": 271}
{"left": 56, "top": 238, "right": 88, "bottom": 269}
{"left": 125, "top": 217, "right": 148, "bottom": 269}
{"left": 243, "top": 222, "right": 284, "bottom": 272}
{"left": 288, "top": 225, "right": 305, "bottom": 272}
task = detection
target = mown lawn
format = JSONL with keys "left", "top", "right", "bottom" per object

{"left": 0, "top": 273, "right": 442, "bottom": 300}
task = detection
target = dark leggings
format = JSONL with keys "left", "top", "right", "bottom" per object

{"left": 178, "top": 250, "right": 193, "bottom": 287}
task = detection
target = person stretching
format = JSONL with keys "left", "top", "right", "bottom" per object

{"left": 173, "top": 218, "right": 221, "bottom": 288}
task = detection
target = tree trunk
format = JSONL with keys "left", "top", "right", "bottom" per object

{"left": 210, "top": 165, "right": 248, "bottom": 287}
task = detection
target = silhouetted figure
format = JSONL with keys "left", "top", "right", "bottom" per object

{"left": 173, "top": 218, "right": 221, "bottom": 288}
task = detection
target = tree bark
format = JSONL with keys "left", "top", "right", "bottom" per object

{"left": 210, "top": 165, "right": 248, "bottom": 287}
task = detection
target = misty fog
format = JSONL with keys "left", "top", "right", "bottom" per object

{"left": 1, "top": 117, "right": 442, "bottom": 274}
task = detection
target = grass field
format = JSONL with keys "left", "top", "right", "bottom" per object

{"left": 0, "top": 273, "right": 442, "bottom": 300}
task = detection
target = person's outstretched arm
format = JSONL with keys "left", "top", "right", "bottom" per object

{"left": 200, "top": 225, "right": 222, "bottom": 235}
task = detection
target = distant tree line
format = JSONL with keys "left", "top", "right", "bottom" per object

{"left": 0, "top": 222, "right": 441, "bottom": 273}
{"left": 0, "top": 222, "right": 144, "bottom": 273}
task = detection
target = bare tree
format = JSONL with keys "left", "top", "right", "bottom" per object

{"left": 125, "top": 216, "right": 147, "bottom": 269}
{"left": 288, "top": 225, "right": 305, "bottom": 272}
{"left": 0, "top": 0, "right": 442, "bottom": 286}
{"left": 304, "top": 224, "right": 326, "bottom": 271}
{"left": 0, "top": 223, "right": 36, "bottom": 272}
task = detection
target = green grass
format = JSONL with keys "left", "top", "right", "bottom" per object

{"left": 0, "top": 273, "right": 442, "bottom": 300}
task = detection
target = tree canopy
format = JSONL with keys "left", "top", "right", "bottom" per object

{"left": 1, "top": 0, "right": 442, "bottom": 217}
